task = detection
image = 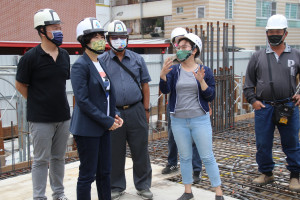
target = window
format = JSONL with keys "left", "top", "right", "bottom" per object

{"left": 256, "top": 0, "right": 276, "bottom": 27}
{"left": 286, "top": 3, "right": 300, "bottom": 28}
{"left": 197, "top": 6, "right": 205, "bottom": 18}
{"left": 95, "top": 0, "right": 104, "bottom": 3}
{"left": 290, "top": 45, "right": 300, "bottom": 50}
{"left": 177, "top": 7, "right": 183, "bottom": 14}
{"left": 225, "top": 0, "right": 233, "bottom": 19}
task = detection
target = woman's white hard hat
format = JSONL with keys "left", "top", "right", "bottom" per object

{"left": 76, "top": 17, "right": 105, "bottom": 40}
{"left": 178, "top": 33, "right": 202, "bottom": 53}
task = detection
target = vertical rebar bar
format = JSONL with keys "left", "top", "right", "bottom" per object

{"left": 222, "top": 23, "right": 225, "bottom": 72}
{"left": 225, "top": 67, "right": 229, "bottom": 129}
{"left": 232, "top": 25, "right": 235, "bottom": 127}
{"left": 210, "top": 22, "right": 214, "bottom": 71}
{"left": 206, "top": 22, "right": 209, "bottom": 68}
{"left": 11, "top": 121, "right": 15, "bottom": 171}
{"left": 226, "top": 23, "right": 229, "bottom": 68}
{"left": 217, "top": 21, "right": 220, "bottom": 75}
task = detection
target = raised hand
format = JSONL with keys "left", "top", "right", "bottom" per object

{"left": 160, "top": 57, "right": 173, "bottom": 81}
{"left": 193, "top": 66, "right": 205, "bottom": 83}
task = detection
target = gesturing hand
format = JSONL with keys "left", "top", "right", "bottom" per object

{"left": 193, "top": 66, "right": 205, "bottom": 83}
{"left": 160, "top": 57, "right": 173, "bottom": 81}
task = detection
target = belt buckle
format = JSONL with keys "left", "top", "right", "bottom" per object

{"left": 123, "top": 105, "right": 129, "bottom": 109}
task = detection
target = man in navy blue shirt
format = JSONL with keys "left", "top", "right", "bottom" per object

{"left": 99, "top": 20, "right": 153, "bottom": 200}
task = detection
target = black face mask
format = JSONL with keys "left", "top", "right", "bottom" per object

{"left": 267, "top": 35, "right": 284, "bottom": 46}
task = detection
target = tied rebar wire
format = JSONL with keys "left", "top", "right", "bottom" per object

{"left": 144, "top": 119, "right": 300, "bottom": 200}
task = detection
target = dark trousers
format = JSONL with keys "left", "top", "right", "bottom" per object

{"left": 255, "top": 102, "right": 300, "bottom": 173}
{"left": 167, "top": 106, "right": 202, "bottom": 172}
{"left": 74, "top": 133, "right": 111, "bottom": 200}
{"left": 111, "top": 102, "right": 152, "bottom": 192}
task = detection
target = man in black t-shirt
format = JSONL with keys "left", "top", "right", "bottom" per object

{"left": 15, "top": 9, "right": 70, "bottom": 200}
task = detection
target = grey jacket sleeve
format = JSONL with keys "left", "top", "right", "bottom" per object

{"left": 243, "top": 53, "right": 258, "bottom": 105}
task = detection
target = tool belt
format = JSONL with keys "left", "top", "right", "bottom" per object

{"left": 272, "top": 103, "right": 294, "bottom": 126}
{"left": 265, "top": 99, "right": 294, "bottom": 126}
{"left": 266, "top": 53, "right": 294, "bottom": 126}
{"left": 264, "top": 99, "right": 291, "bottom": 106}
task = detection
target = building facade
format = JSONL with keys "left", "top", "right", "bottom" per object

{"left": 0, "top": 0, "right": 97, "bottom": 54}
{"left": 106, "top": 0, "right": 300, "bottom": 50}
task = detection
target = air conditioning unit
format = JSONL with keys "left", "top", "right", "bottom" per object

{"left": 154, "top": 27, "right": 162, "bottom": 33}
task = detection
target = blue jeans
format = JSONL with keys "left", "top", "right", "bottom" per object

{"left": 170, "top": 114, "right": 221, "bottom": 187}
{"left": 255, "top": 102, "right": 300, "bottom": 173}
{"left": 74, "top": 133, "right": 111, "bottom": 200}
{"left": 167, "top": 117, "right": 202, "bottom": 171}
{"left": 167, "top": 106, "right": 202, "bottom": 171}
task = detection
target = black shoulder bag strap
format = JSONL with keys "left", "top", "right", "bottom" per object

{"left": 267, "top": 53, "right": 292, "bottom": 101}
{"left": 113, "top": 57, "right": 143, "bottom": 99}
{"left": 266, "top": 53, "right": 276, "bottom": 101}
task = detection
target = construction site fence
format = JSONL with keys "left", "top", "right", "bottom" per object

{"left": 0, "top": 50, "right": 253, "bottom": 175}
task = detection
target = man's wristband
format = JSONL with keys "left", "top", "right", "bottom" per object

{"left": 145, "top": 108, "right": 150, "bottom": 112}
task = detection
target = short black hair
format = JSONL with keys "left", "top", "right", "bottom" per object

{"left": 78, "top": 32, "right": 105, "bottom": 46}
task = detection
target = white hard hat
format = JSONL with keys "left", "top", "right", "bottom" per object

{"left": 76, "top": 17, "right": 105, "bottom": 40}
{"left": 265, "top": 14, "right": 288, "bottom": 30}
{"left": 107, "top": 20, "right": 128, "bottom": 36}
{"left": 178, "top": 33, "right": 202, "bottom": 53}
{"left": 171, "top": 27, "right": 188, "bottom": 44}
{"left": 34, "top": 8, "right": 61, "bottom": 29}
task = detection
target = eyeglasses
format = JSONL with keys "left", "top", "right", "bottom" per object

{"left": 175, "top": 45, "right": 192, "bottom": 51}
{"left": 110, "top": 35, "right": 128, "bottom": 40}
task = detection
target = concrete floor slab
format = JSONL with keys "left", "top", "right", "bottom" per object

{"left": 0, "top": 158, "right": 237, "bottom": 200}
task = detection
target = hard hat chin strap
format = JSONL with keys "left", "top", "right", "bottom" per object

{"left": 85, "top": 45, "right": 104, "bottom": 54}
{"left": 38, "top": 26, "right": 60, "bottom": 46}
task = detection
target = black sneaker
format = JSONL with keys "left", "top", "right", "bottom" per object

{"left": 162, "top": 165, "right": 178, "bottom": 174}
{"left": 193, "top": 171, "right": 201, "bottom": 184}
{"left": 177, "top": 192, "right": 194, "bottom": 200}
